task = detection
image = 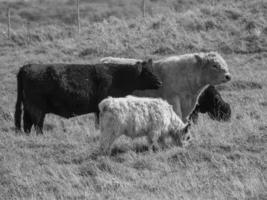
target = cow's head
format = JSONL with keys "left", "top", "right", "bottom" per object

{"left": 207, "top": 99, "right": 231, "bottom": 121}
{"left": 135, "top": 59, "right": 162, "bottom": 90}
{"left": 196, "top": 52, "right": 231, "bottom": 85}
{"left": 189, "top": 85, "right": 231, "bottom": 122}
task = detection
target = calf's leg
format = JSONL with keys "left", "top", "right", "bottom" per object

{"left": 158, "top": 135, "right": 168, "bottom": 149}
{"left": 99, "top": 131, "right": 117, "bottom": 155}
{"left": 147, "top": 131, "right": 160, "bottom": 153}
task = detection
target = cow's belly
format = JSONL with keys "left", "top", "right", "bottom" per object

{"left": 46, "top": 95, "right": 97, "bottom": 118}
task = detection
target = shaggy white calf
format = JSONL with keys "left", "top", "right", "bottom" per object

{"left": 100, "top": 52, "right": 231, "bottom": 122}
{"left": 98, "top": 96, "right": 191, "bottom": 155}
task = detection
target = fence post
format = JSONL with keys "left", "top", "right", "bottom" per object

{"left": 142, "top": 0, "right": 146, "bottom": 18}
{"left": 76, "top": 0, "right": 80, "bottom": 34}
{"left": 7, "top": 8, "right": 10, "bottom": 39}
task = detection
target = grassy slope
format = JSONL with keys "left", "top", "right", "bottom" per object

{"left": 0, "top": 0, "right": 266, "bottom": 199}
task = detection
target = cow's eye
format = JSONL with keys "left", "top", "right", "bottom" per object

{"left": 212, "top": 64, "right": 217, "bottom": 68}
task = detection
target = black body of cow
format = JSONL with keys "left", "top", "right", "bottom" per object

{"left": 14, "top": 60, "right": 162, "bottom": 134}
{"left": 189, "top": 85, "right": 231, "bottom": 123}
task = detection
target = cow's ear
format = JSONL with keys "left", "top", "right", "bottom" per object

{"left": 135, "top": 61, "right": 143, "bottom": 74}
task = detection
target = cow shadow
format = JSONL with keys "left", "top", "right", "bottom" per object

{"left": 110, "top": 144, "right": 149, "bottom": 156}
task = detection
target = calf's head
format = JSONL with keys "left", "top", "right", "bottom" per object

{"left": 172, "top": 123, "right": 192, "bottom": 147}
{"left": 196, "top": 52, "right": 231, "bottom": 85}
{"left": 135, "top": 59, "right": 162, "bottom": 90}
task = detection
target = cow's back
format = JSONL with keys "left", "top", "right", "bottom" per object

{"left": 20, "top": 64, "right": 99, "bottom": 117}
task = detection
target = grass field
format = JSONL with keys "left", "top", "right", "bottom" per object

{"left": 0, "top": 0, "right": 266, "bottom": 199}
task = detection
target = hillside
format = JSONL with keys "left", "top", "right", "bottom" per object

{"left": 0, "top": 0, "right": 266, "bottom": 199}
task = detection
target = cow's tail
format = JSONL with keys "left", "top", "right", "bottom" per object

{"left": 14, "top": 68, "right": 24, "bottom": 131}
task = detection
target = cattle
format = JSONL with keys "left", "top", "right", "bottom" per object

{"left": 98, "top": 95, "right": 192, "bottom": 155}
{"left": 100, "top": 52, "right": 231, "bottom": 122}
{"left": 188, "top": 85, "right": 231, "bottom": 123}
{"left": 14, "top": 59, "right": 162, "bottom": 135}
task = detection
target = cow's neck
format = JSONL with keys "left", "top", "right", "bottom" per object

{"left": 187, "top": 73, "right": 209, "bottom": 99}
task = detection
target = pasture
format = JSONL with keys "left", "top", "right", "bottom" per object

{"left": 0, "top": 0, "right": 266, "bottom": 199}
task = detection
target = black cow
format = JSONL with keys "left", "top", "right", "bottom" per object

{"left": 15, "top": 59, "right": 162, "bottom": 135}
{"left": 189, "top": 85, "right": 231, "bottom": 123}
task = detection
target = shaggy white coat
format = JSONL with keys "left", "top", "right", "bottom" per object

{"left": 98, "top": 95, "right": 190, "bottom": 155}
{"left": 100, "top": 52, "right": 231, "bottom": 122}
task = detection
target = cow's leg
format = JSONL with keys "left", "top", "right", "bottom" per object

{"left": 28, "top": 104, "right": 46, "bottom": 135}
{"left": 35, "top": 112, "right": 45, "bottom": 135}
{"left": 23, "top": 108, "right": 33, "bottom": 134}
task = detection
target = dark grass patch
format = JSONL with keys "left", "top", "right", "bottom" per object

{"left": 217, "top": 80, "right": 263, "bottom": 91}
{"left": 248, "top": 111, "right": 261, "bottom": 120}
{"left": 168, "top": 152, "right": 189, "bottom": 167}
{"left": 0, "top": 166, "right": 31, "bottom": 199}
{"left": 132, "top": 159, "right": 152, "bottom": 170}
{"left": 110, "top": 143, "right": 149, "bottom": 156}
{"left": 246, "top": 135, "right": 265, "bottom": 144}
{"left": 70, "top": 152, "right": 93, "bottom": 165}
{"left": 226, "top": 152, "right": 242, "bottom": 161}
{"left": 259, "top": 101, "right": 267, "bottom": 107}
{"left": 244, "top": 145, "right": 265, "bottom": 153}
{"left": 110, "top": 146, "right": 128, "bottom": 156}
{"left": 217, "top": 144, "right": 232, "bottom": 153}
{"left": 134, "top": 143, "right": 149, "bottom": 153}
{"left": 79, "top": 162, "right": 98, "bottom": 177}
{"left": 258, "top": 125, "right": 267, "bottom": 131}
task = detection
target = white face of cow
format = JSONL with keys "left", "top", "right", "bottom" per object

{"left": 196, "top": 52, "right": 231, "bottom": 85}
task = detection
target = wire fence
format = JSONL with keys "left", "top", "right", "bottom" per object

{"left": 3, "top": 0, "right": 151, "bottom": 40}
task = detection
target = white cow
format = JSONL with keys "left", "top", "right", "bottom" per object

{"left": 100, "top": 52, "right": 231, "bottom": 122}
{"left": 98, "top": 95, "right": 191, "bottom": 155}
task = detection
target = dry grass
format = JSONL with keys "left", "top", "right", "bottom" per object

{"left": 0, "top": 0, "right": 266, "bottom": 199}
